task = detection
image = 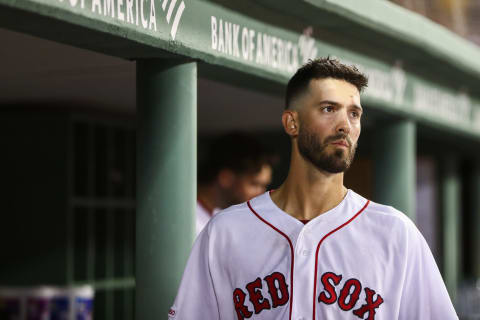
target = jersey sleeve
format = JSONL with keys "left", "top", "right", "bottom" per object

{"left": 398, "top": 223, "right": 458, "bottom": 320}
{"left": 168, "top": 226, "right": 220, "bottom": 320}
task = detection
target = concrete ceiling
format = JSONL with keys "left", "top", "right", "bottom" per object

{"left": 0, "top": 27, "right": 285, "bottom": 134}
{"left": 0, "top": 28, "right": 136, "bottom": 113}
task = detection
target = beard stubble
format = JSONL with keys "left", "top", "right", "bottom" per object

{"left": 297, "top": 125, "right": 357, "bottom": 174}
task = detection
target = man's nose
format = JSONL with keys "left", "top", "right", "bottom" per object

{"left": 336, "top": 110, "right": 351, "bottom": 135}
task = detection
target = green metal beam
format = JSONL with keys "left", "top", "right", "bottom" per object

{"left": 471, "top": 163, "right": 480, "bottom": 279}
{"left": 2, "top": 0, "right": 480, "bottom": 141}
{"left": 136, "top": 59, "right": 196, "bottom": 319}
{"left": 256, "top": 0, "right": 480, "bottom": 81}
{"left": 441, "top": 155, "right": 461, "bottom": 303}
{"left": 373, "top": 120, "right": 416, "bottom": 220}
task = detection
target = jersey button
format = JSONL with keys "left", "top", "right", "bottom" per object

{"left": 302, "top": 250, "right": 310, "bottom": 256}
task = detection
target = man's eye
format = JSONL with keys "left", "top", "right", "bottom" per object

{"left": 323, "top": 106, "right": 334, "bottom": 112}
{"left": 351, "top": 111, "right": 360, "bottom": 118}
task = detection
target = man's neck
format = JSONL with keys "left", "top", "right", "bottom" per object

{"left": 270, "top": 156, "right": 348, "bottom": 221}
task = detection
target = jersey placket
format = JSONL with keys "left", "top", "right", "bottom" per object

{"left": 291, "top": 224, "right": 316, "bottom": 320}
{"left": 291, "top": 205, "right": 362, "bottom": 320}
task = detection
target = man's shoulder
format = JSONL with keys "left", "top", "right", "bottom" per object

{"left": 365, "top": 200, "right": 410, "bottom": 222}
{"left": 205, "top": 201, "right": 254, "bottom": 232}
{"left": 351, "top": 191, "right": 417, "bottom": 233}
{"left": 205, "top": 192, "right": 273, "bottom": 234}
{"left": 213, "top": 202, "right": 250, "bottom": 219}
{"left": 346, "top": 192, "right": 423, "bottom": 251}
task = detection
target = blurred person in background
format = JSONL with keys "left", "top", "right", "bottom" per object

{"left": 196, "top": 132, "right": 274, "bottom": 235}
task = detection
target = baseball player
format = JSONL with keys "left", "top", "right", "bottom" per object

{"left": 169, "top": 58, "right": 458, "bottom": 319}
{"left": 197, "top": 132, "right": 273, "bottom": 235}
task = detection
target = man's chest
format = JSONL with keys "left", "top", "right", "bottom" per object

{"left": 211, "top": 224, "right": 405, "bottom": 320}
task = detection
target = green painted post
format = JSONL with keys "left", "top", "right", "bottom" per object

{"left": 472, "top": 164, "right": 480, "bottom": 279}
{"left": 441, "top": 156, "right": 460, "bottom": 303}
{"left": 373, "top": 120, "right": 416, "bottom": 220}
{"left": 136, "top": 59, "right": 197, "bottom": 320}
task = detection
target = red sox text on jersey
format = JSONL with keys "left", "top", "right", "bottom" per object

{"left": 170, "top": 191, "right": 458, "bottom": 320}
{"left": 233, "top": 271, "right": 383, "bottom": 320}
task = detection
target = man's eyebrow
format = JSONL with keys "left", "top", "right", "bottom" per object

{"left": 351, "top": 104, "right": 363, "bottom": 112}
{"left": 318, "top": 100, "right": 340, "bottom": 106}
{"left": 318, "top": 100, "right": 363, "bottom": 111}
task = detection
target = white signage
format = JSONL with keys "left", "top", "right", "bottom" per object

{"left": 210, "top": 17, "right": 320, "bottom": 74}
{"left": 339, "top": 58, "right": 407, "bottom": 106}
{"left": 58, "top": 0, "right": 186, "bottom": 39}
{"left": 413, "top": 85, "right": 471, "bottom": 125}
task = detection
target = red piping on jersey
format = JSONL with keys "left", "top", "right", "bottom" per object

{"left": 312, "top": 200, "right": 370, "bottom": 319}
{"left": 247, "top": 200, "right": 294, "bottom": 320}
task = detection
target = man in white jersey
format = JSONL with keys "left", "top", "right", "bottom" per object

{"left": 170, "top": 58, "right": 458, "bottom": 319}
{"left": 197, "top": 132, "right": 273, "bottom": 235}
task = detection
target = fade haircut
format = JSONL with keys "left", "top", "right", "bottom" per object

{"left": 285, "top": 57, "right": 368, "bottom": 109}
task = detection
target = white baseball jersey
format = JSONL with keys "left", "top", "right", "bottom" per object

{"left": 170, "top": 190, "right": 458, "bottom": 320}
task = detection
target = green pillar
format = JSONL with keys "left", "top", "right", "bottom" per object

{"left": 441, "top": 156, "right": 460, "bottom": 302}
{"left": 472, "top": 163, "right": 480, "bottom": 279}
{"left": 373, "top": 120, "right": 416, "bottom": 220}
{"left": 136, "top": 59, "right": 197, "bottom": 320}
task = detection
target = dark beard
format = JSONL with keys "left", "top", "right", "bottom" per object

{"left": 297, "top": 127, "right": 356, "bottom": 174}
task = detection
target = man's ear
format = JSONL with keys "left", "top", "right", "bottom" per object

{"left": 282, "top": 110, "right": 299, "bottom": 137}
{"left": 217, "top": 168, "right": 235, "bottom": 188}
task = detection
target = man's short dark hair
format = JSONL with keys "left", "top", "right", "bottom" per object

{"left": 198, "top": 132, "right": 274, "bottom": 184}
{"left": 285, "top": 57, "right": 368, "bottom": 109}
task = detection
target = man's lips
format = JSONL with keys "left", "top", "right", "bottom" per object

{"left": 330, "top": 140, "right": 349, "bottom": 148}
